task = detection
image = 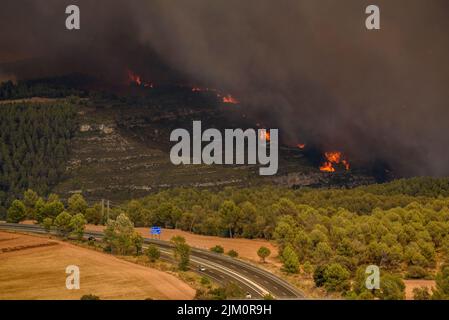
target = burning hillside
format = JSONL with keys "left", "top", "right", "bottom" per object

{"left": 191, "top": 87, "right": 239, "bottom": 104}
{"left": 320, "top": 151, "right": 350, "bottom": 173}
{"left": 126, "top": 69, "right": 154, "bottom": 88}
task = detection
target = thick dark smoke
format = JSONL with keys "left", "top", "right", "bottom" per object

{"left": 1, "top": 0, "right": 449, "bottom": 176}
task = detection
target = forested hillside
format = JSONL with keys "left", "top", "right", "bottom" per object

{"left": 0, "top": 77, "right": 87, "bottom": 100}
{"left": 106, "top": 178, "right": 449, "bottom": 299}
{"left": 6, "top": 177, "right": 449, "bottom": 299}
{"left": 0, "top": 103, "right": 77, "bottom": 218}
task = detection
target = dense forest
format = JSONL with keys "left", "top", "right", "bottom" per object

{"left": 0, "top": 76, "right": 87, "bottom": 100}
{"left": 0, "top": 102, "right": 77, "bottom": 218}
{"left": 113, "top": 177, "right": 449, "bottom": 299}
{"left": 6, "top": 177, "right": 449, "bottom": 299}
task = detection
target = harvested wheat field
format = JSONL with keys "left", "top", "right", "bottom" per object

{"left": 0, "top": 231, "right": 195, "bottom": 300}
{"left": 87, "top": 225, "right": 278, "bottom": 264}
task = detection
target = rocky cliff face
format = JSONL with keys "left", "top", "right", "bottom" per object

{"left": 54, "top": 102, "right": 379, "bottom": 202}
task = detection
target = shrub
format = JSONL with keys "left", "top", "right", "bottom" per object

{"left": 313, "top": 265, "right": 327, "bottom": 287}
{"left": 406, "top": 266, "right": 428, "bottom": 279}
{"left": 210, "top": 245, "right": 224, "bottom": 254}
{"left": 80, "top": 294, "right": 100, "bottom": 300}
{"left": 145, "top": 244, "right": 161, "bottom": 262}
{"left": 257, "top": 246, "right": 271, "bottom": 263}
{"left": 200, "top": 276, "right": 211, "bottom": 286}
{"left": 413, "top": 287, "right": 431, "bottom": 300}
{"left": 303, "top": 261, "right": 313, "bottom": 275}
{"left": 227, "top": 249, "right": 238, "bottom": 258}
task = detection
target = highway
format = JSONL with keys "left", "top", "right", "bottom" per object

{"left": 0, "top": 222, "right": 304, "bottom": 299}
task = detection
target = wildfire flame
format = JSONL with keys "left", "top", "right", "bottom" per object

{"left": 127, "top": 70, "right": 142, "bottom": 86}
{"left": 191, "top": 86, "right": 239, "bottom": 104}
{"left": 126, "top": 69, "right": 153, "bottom": 88}
{"left": 222, "top": 94, "right": 239, "bottom": 104}
{"left": 319, "top": 151, "right": 350, "bottom": 172}
{"left": 320, "top": 161, "right": 336, "bottom": 172}
{"left": 259, "top": 129, "right": 270, "bottom": 142}
{"left": 297, "top": 143, "right": 306, "bottom": 149}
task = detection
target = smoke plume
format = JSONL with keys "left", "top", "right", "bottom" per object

{"left": 1, "top": 0, "right": 449, "bottom": 176}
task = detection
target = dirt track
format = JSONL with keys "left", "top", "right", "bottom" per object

{"left": 0, "top": 231, "right": 195, "bottom": 300}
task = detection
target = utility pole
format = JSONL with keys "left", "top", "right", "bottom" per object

{"left": 101, "top": 199, "right": 104, "bottom": 220}
{"left": 107, "top": 200, "right": 110, "bottom": 220}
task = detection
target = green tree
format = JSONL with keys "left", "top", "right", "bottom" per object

{"left": 34, "top": 198, "right": 46, "bottom": 222}
{"left": 37, "top": 200, "right": 64, "bottom": 222}
{"left": 273, "top": 215, "right": 297, "bottom": 248}
{"left": 281, "top": 245, "right": 300, "bottom": 274}
{"left": 70, "top": 213, "right": 87, "bottom": 240}
{"left": 303, "top": 261, "right": 313, "bottom": 276}
{"left": 257, "top": 246, "right": 271, "bottom": 263}
{"left": 145, "top": 244, "right": 161, "bottom": 262}
{"left": 85, "top": 203, "right": 103, "bottom": 225}
{"left": 376, "top": 274, "right": 405, "bottom": 300}
{"left": 322, "top": 263, "right": 351, "bottom": 292}
{"left": 42, "top": 217, "right": 53, "bottom": 233}
{"left": 313, "top": 265, "right": 327, "bottom": 287}
{"left": 126, "top": 200, "right": 144, "bottom": 227}
{"left": 132, "top": 232, "right": 144, "bottom": 255}
{"left": 68, "top": 194, "right": 88, "bottom": 215}
{"left": 219, "top": 200, "right": 241, "bottom": 238}
{"left": 171, "top": 236, "right": 190, "bottom": 271}
{"left": 7, "top": 200, "right": 27, "bottom": 223}
{"left": 0, "top": 103, "right": 77, "bottom": 217}
{"left": 313, "top": 242, "right": 333, "bottom": 264}
{"left": 432, "top": 265, "right": 449, "bottom": 300}
{"left": 23, "top": 189, "right": 39, "bottom": 218}
{"left": 103, "top": 213, "right": 136, "bottom": 255}
{"left": 54, "top": 211, "right": 73, "bottom": 237}
{"left": 171, "top": 235, "right": 186, "bottom": 246}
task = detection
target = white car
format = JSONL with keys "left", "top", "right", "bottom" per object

{"left": 198, "top": 265, "right": 206, "bottom": 272}
{"left": 245, "top": 292, "right": 252, "bottom": 299}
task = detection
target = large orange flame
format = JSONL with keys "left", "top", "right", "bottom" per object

{"left": 320, "top": 161, "right": 336, "bottom": 172}
{"left": 319, "top": 151, "right": 350, "bottom": 172}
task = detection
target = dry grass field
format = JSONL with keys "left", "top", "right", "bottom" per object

{"left": 0, "top": 231, "right": 195, "bottom": 300}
